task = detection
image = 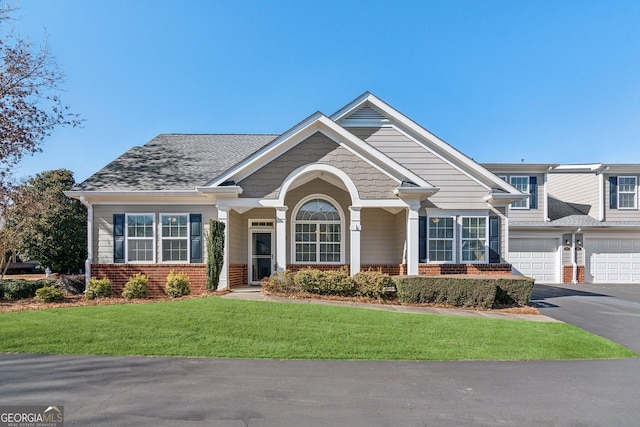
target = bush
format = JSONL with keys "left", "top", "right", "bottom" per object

{"left": 165, "top": 270, "right": 191, "bottom": 298}
{"left": 395, "top": 276, "right": 498, "bottom": 309}
{"left": 353, "top": 270, "right": 396, "bottom": 299}
{"left": 35, "top": 285, "right": 65, "bottom": 303}
{"left": 85, "top": 277, "right": 113, "bottom": 300}
{"left": 122, "top": 273, "right": 149, "bottom": 299}
{"left": 55, "top": 275, "right": 86, "bottom": 294}
{"left": 294, "top": 267, "right": 356, "bottom": 296}
{"left": 494, "top": 277, "right": 535, "bottom": 305}
{"left": 2, "top": 278, "right": 56, "bottom": 300}
{"left": 263, "top": 270, "right": 298, "bottom": 294}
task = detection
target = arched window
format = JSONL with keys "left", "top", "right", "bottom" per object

{"left": 294, "top": 197, "right": 342, "bottom": 263}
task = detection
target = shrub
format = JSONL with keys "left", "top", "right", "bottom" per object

{"left": 165, "top": 270, "right": 191, "bottom": 298}
{"left": 395, "top": 276, "right": 498, "bottom": 309}
{"left": 294, "top": 267, "right": 356, "bottom": 296}
{"left": 85, "top": 277, "right": 113, "bottom": 300}
{"left": 353, "top": 270, "right": 396, "bottom": 299}
{"left": 494, "top": 277, "right": 535, "bottom": 305}
{"left": 55, "top": 275, "right": 86, "bottom": 294}
{"left": 263, "top": 270, "right": 297, "bottom": 294}
{"left": 2, "top": 278, "right": 55, "bottom": 300}
{"left": 122, "top": 273, "right": 149, "bottom": 299}
{"left": 35, "top": 285, "right": 65, "bottom": 303}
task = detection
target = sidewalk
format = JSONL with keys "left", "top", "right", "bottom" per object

{"left": 221, "top": 287, "right": 561, "bottom": 322}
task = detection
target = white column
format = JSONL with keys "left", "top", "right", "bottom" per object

{"left": 406, "top": 201, "right": 420, "bottom": 276}
{"left": 349, "top": 206, "right": 361, "bottom": 276}
{"left": 217, "top": 206, "right": 230, "bottom": 290}
{"left": 81, "top": 197, "right": 93, "bottom": 285}
{"left": 275, "top": 207, "right": 288, "bottom": 272}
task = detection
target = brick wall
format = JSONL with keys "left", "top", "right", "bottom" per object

{"left": 92, "top": 264, "right": 207, "bottom": 297}
{"left": 418, "top": 263, "right": 512, "bottom": 276}
{"left": 229, "top": 264, "right": 248, "bottom": 288}
{"left": 562, "top": 265, "right": 585, "bottom": 284}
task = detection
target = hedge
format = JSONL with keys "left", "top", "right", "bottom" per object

{"left": 0, "top": 278, "right": 57, "bottom": 300}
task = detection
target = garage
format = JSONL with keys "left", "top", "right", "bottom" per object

{"left": 508, "top": 238, "right": 559, "bottom": 283}
{"left": 586, "top": 238, "right": 640, "bottom": 284}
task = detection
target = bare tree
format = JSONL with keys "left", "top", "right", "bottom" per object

{"left": 0, "top": 2, "right": 81, "bottom": 192}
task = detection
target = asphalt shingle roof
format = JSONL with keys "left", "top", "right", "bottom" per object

{"left": 74, "top": 134, "right": 278, "bottom": 191}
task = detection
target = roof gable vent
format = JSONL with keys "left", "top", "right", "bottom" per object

{"left": 339, "top": 104, "right": 389, "bottom": 127}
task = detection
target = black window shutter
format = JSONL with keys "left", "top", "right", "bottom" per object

{"left": 609, "top": 176, "right": 618, "bottom": 209}
{"left": 113, "top": 214, "right": 125, "bottom": 263}
{"left": 488, "top": 216, "right": 500, "bottom": 263}
{"left": 418, "top": 216, "right": 427, "bottom": 263}
{"left": 529, "top": 176, "right": 538, "bottom": 209}
{"left": 190, "top": 214, "right": 203, "bottom": 263}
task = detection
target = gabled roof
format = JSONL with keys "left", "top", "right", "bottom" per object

{"left": 73, "top": 134, "right": 277, "bottom": 191}
{"left": 206, "top": 110, "right": 436, "bottom": 192}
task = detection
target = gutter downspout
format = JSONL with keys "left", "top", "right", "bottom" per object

{"left": 79, "top": 197, "right": 92, "bottom": 286}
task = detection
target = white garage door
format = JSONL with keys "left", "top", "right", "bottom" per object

{"left": 587, "top": 239, "right": 640, "bottom": 283}
{"left": 508, "top": 238, "right": 559, "bottom": 283}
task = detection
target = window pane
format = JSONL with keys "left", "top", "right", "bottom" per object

{"left": 294, "top": 198, "right": 341, "bottom": 263}
{"left": 162, "top": 240, "right": 188, "bottom": 261}
{"left": 128, "top": 239, "right": 154, "bottom": 261}
{"left": 128, "top": 215, "right": 154, "bottom": 238}
{"left": 510, "top": 176, "right": 530, "bottom": 208}
{"left": 162, "top": 215, "right": 187, "bottom": 237}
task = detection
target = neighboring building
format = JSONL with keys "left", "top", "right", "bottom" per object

{"left": 66, "top": 93, "right": 640, "bottom": 294}
{"left": 483, "top": 163, "right": 640, "bottom": 284}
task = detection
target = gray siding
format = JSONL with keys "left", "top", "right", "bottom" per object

{"left": 360, "top": 208, "right": 404, "bottom": 264}
{"left": 349, "top": 127, "right": 490, "bottom": 209}
{"left": 230, "top": 209, "right": 276, "bottom": 264}
{"left": 284, "top": 178, "right": 352, "bottom": 264}
{"left": 604, "top": 174, "right": 640, "bottom": 221}
{"left": 548, "top": 173, "right": 600, "bottom": 219}
{"left": 238, "top": 132, "right": 398, "bottom": 200}
{"left": 93, "top": 204, "right": 217, "bottom": 264}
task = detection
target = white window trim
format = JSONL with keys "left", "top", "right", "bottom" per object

{"left": 460, "top": 216, "right": 489, "bottom": 264}
{"left": 427, "top": 216, "right": 456, "bottom": 264}
{"left": 617, "top": 176, "right": 638, "bottom": 210}
{"left": 125, "top": 213, "right": 156, "bottom": 264}
{"left": 291, "top": 194, "right": 345, "bottom": 264}
{"left": 159, "top": 213, "right": 190, "bottom": 264}
{"left": 509, "top": 176, "right": 530, "bottom": 210}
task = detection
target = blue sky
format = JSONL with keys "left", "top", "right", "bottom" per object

{"left": 11, "top": 0, "right": 640, "bottom": 183}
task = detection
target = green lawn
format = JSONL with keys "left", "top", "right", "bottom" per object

{"left": 0, "top": 297, "right": 635, "bottom": 360}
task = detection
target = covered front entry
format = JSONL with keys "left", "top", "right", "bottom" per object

{"left": 249, "top": 221, "right": 274, "bottom": 284}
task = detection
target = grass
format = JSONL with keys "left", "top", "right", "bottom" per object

{"left": 0, "top": 297, "right": 636, "bottom": 360}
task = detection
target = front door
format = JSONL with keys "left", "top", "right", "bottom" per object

{"left": 250, "top": 229, "right": 273, "bottom": 284}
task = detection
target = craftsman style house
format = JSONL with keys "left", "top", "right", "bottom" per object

{"left": 66, "top": 93, "right": 640, "bottom": 293}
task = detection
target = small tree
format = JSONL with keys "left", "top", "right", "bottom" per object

{"left": 206, "top": 219, "right": 225, "bottom": 291}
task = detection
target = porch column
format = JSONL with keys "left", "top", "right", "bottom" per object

{"left": 406, "top": 201, "right": 420, "bottom": 275}
{"left": 349, "top": 206, "right": 361, "bottom": 276}
{"left": 217, "top": 206, "right": 230, "bottom": 290}
{"left": 275, "top": 207, "right": 288, "bottom": 272}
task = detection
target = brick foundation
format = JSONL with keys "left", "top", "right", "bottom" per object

{"left": 562, "top": 265, "right": 585, "bottom": 284}
{"left": 418, "top": 263, "right": 512, "bottom": 276}
{"left": 229, "top": 264, "right": 248, "bottom": 288}
{"left": 92, "top": 264, "right": 207, "bottom": 297}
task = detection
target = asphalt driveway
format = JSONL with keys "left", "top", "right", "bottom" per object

{"left": 2, "top": 283, "right": 639, "bottom": 426}
{"left": 531, "top": 282, "right": 640, "bottom": 353}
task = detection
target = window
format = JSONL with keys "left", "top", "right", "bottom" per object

{"left": 127, "top": 214, "right": 155, "bottom": 262}
{"left": 428, "top": 217, "right": 454, "bottom": 262}
{"left": 509, "top": 176, "right": 530, "bottom": 209}
{"left": 161, "top": 214, "right": 188, "bottom": 262}
{"left": 294, "top": 198, "right": 342, "bottom": 263}
{"left": 461, "top": 217, "right": 487, "bottom": 262}
{"left": 618, "top": 176, "right": 637, "bottom": 209}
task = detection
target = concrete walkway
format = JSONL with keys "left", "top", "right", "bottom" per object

{"left": 221, "top": 287, "right": 560, "bottom": 322}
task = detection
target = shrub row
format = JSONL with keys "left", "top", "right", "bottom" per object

{"left": 0, "top": 278, "right": 57, "bottom": 300}
{"left": 85, "top": 270, "right": 192, "bottom": 300}
{"left": 264, "top": 268, "right": 396, "bottom": 299}
{"left": 395, "top": 275, "right": 534, "bottom": 308}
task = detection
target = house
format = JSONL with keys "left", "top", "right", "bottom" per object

{"left": 483, "top": 163, "right": 640, "bottom": 284}
{"left": 66, "top": 93, "right": 640, "bottom": 294}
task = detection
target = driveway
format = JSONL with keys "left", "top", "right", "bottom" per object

{"left": 531, "top": 282, "right": 640, "bottom": 353}
{"left": 2, "top": 284, "right": 639, "bottom": 426}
